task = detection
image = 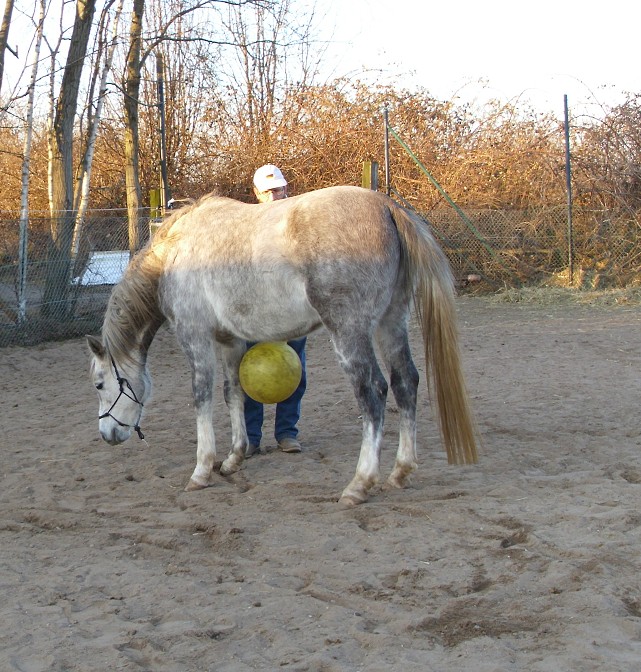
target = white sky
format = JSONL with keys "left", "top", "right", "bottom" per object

{"left": 319, "top": 0, "right": 639, "bottom": 117}
{"left": 3, "top": 0, "right": 637, "bottom": 120}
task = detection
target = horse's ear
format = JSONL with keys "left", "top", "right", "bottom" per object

{"left": 86, "top": 335, "right": 105, "bottom": 357}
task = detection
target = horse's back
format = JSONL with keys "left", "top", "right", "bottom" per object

{"left": 166, "top": 186, "right": 396, "bottom": 250}
{"left": 162, "top": 186, "right": 400, "bottom": 274}
{"left": 157, "top": 186, "right": 406, "bottom": 341}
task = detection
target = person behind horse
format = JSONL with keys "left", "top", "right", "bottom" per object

{"left": 244, "top": 164, "right": 307, "bottom": 457}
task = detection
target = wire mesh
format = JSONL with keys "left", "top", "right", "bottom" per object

{"left": 0, "top": 211, "right": 150, "bottom": 347}
{"left": 0, "top": 205, "right": 639, "bottom": 348}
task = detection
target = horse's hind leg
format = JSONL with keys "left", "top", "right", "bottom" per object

{"left": 331, "top": 333, "right": 388, "bottom": 506}
{"left": 376, "top": 314, "right": 420, "bottom": 489}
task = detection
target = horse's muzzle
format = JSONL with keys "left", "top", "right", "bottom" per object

{"left": 100, "top": 422, "right": 131, "bottom": 445}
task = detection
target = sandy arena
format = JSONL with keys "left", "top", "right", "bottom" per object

{"left": 1, "top": 295, "right": 641, "bottom": 671}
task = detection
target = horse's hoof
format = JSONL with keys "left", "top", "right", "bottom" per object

{"left": 185, "top": 478, "right": 209, "bottom": 491}
{"left": 219, "top": 458, "right": 241, "bottom": 477}
{"left": 387, "top": 473, "right": 410, "bottom": 489}
{"left": 387, "top": 464, "right": 416, "bottom": 489}
{"left": 339, "top": 490, "right": 368, "bottom": 507}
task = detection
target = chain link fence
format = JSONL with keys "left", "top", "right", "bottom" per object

{"left": 0, "top": 210, "right": 156, "bottom": 347}
{"left": 426, "top": 204, "right": 641, "bottom": 289}
{"left": 0, "top": 204, "right": 639, "bottom": 347}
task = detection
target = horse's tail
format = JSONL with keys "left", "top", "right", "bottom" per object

{"left": 388, "top": 201, "right": 478, "bottom": 465}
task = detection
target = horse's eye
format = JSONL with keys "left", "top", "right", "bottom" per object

{"left": 96, "top": 383, "right": 104, "bottom": 390}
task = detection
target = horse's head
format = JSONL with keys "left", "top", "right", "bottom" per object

{"left": 86, "top": 335, "right": 151, "bottom": 445}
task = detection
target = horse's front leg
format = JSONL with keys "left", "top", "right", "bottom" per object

{"left": 185, "top": 397, "right": 217, "bottom": 490}
{"left": 178, "top": 332, "right": 218, "bottom": 491}
{"left": 218, "top": 340, "right": 248, "bottom": 476}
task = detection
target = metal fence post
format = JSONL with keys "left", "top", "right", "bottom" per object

{"left": 17, "top": 215, "right": 28, "bottom": 324}
{"left": 564, "top": 95, "right": 574, "bottom": 285}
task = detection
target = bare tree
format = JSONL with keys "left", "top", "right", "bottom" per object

{"left": 42, "top": 0, "right": 97, "bottom": 319}
{"left": 123, "top": 0, "right": 203, "bottom": 253}
{"left": 120, "top": 0, "right": 264, "bottom": 246}
{"left": 221, "top": 0, "right": 321, "bottom": 145}
{"left": 190, "top": 0, "right": 324, "bottom": 198}
{"left": 17, "top": 0, "right": 45, "bottom": 323}
{"left": 70, "top": 0, "right": 125, "bottom": 279}
{"left": 123, "top": 0, "right": 145, "bottom": 254}
{"left": 0, "top": 0, "right": 15, "bottom": 98}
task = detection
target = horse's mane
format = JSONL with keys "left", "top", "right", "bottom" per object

{"left": 101, "top": 192, "right": 231, "bottom": 363}
{"left": 102, "top": 251, "right": 164, "bottom": 365}
{"left": 101, "top": 199, "right": 204, "bottom": 364}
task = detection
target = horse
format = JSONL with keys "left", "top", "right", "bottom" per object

{"left": 87, "top": 185, "right": 478, "bottom": 505}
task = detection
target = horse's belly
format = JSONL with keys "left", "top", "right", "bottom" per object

{"left": 209, "top": 280, "right": 319, "bottom": 341}
{"left": 163, "top": 259, "right": 321, "bottom": 341}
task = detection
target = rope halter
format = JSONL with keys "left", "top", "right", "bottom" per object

{"left": 98, "top": 355, "right": 145, "bottom": 440}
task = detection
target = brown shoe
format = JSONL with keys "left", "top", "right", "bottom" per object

{"left": 278, "top": 437, "right": 302, "bottom": 453}
{"left": 245, "top": 443, "right": 261, "bottom": 458}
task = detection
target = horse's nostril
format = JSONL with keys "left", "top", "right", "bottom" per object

{"left": 101, "top": 425, "right": 122, "bottom": 445}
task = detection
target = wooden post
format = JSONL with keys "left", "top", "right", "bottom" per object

{"left": 149, "top": 189, "right": 161, "bottom": 237}
{"left": 362, "top": 161, "right": 379, "bottom": 190}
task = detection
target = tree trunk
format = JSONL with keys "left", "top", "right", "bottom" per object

{"left": 123, "top": 0, "right": 145, "bottom": 256}
{"left": 42, "top": 0, "right": 96, "bottom": 319}
{"left": 0, "top": 0, "right": 14, "bottom": 98}
{"left": 71, "top": 0, "right": 124, "bottom": 280}
{"left": 17, "top": 0, "right": 44, "bottom": 323}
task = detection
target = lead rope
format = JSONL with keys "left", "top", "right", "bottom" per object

{"left": 99, "top": 355, "right": 146, "bottom": 440}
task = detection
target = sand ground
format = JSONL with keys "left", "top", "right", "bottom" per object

{"left": 1, "top": 295, "right": 641, "bottom": 671}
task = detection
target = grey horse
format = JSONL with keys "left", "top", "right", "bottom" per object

{"left": 87, "top": 186, "right": 477, "bottom": 505}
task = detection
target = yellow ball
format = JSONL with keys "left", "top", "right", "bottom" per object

{"left": 239, "top": 341, "right": 302, "bottom": 404}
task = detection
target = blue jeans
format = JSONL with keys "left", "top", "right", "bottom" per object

{"left": 244, "top": 338, "right": 307, "bottom": 447}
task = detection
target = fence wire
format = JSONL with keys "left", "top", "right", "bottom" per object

{"left": 426, "top": 205, "right": 641, "bottom": 289}
{"left": 0, "top": 210, "right": 154, "bottom": 347}
{"left": 0, "top": 205, "right": 639, "bottom": 347}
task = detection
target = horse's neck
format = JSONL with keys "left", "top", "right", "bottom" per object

{"left": 104, "top": 274, "right": 165, "bottom": 365}
{"left": 141, "top": 317, "right": 164, "bottom": 354}
{"left": 119, "top": 314, "right": 163, "bottom": 363}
